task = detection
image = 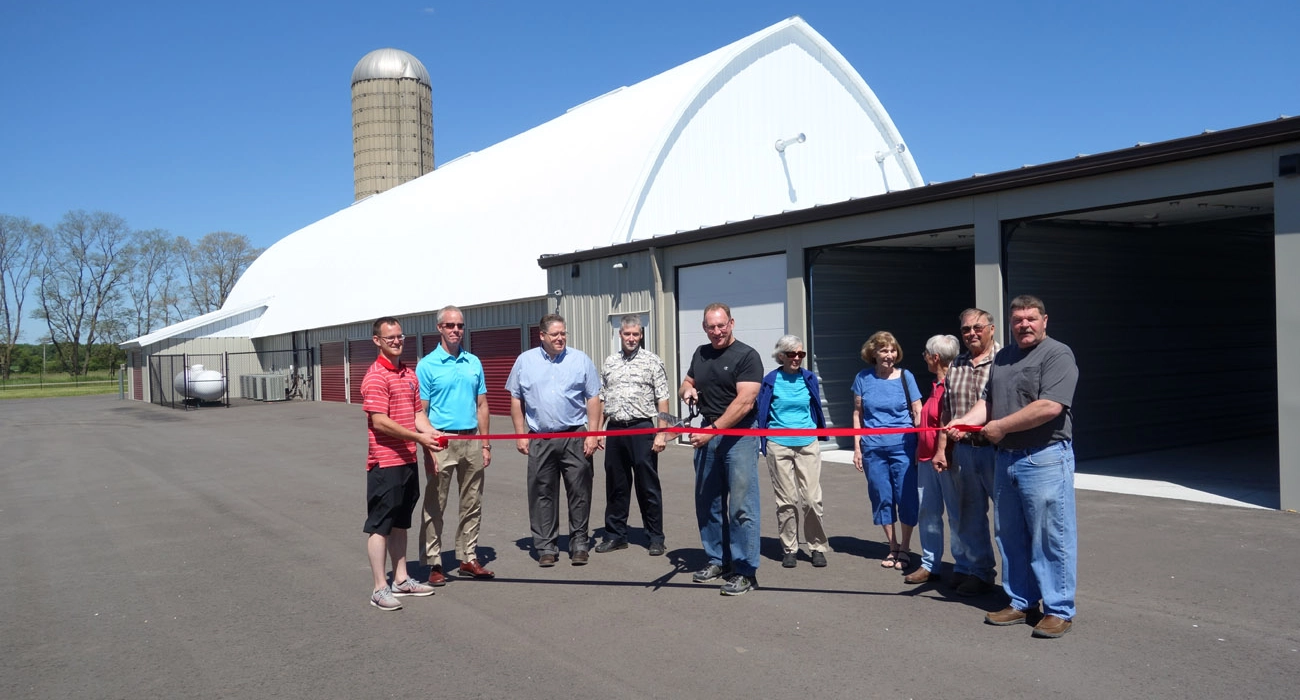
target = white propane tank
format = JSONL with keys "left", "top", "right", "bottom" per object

{"left": 173, "top": 364, "right": 225, "bottom": 401}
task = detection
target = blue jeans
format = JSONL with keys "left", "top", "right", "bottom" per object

{"left": 916, "top": 460, "right": 961, "bottom": 573}
{"left": 862, "top": 440, "right": 918, "bottom": 526}
{"left": 994, "top": 441, "right": 1077, "bottom": 619}
{"left": 694, "top": 430, "right": 761, "bottom": 577}
{"left": 953, "top": 442, "right": 998, "bottom": 582}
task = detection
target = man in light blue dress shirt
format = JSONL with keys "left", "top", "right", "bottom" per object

{"left": 506, "top": 314, "right": 602, "bottom": 567}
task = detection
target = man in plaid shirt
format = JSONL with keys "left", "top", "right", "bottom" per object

{"left": 934, "top": 308, "right": 1000, "bottom": 597}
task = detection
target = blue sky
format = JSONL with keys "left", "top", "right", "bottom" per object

{"left": 1, "top": 0, "right": 1296, "bottom": 251}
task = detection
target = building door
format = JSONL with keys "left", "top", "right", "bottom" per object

{"left": 470, "top": 328, "right": 524, "bottom": 416}
{"left": 676, "top": 254, "right": 787, "bottom": 416}
{"left": 347, "top": 339, "right": 375, "bottom": 404}
{"left": 320, "top": 341, "right": 346, "bottom": 403}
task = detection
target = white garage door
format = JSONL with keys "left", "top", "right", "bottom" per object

{"left": 676, "top": 254, "right": 786, "bottom": 417}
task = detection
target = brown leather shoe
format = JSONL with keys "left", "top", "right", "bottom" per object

{"left": 903, "top": 568, "right": 936, "bottom": 585}
{"left": 571, "top": 550, "right": 590, "bottom": 566}
{"left": 1032, "top": 614, "right": 1073, "bottom": 638}
{"left": 458, "top": 560, "right": 495, "bottom": 579}
{"left": 426, "top": 567, "right": 448, "bottom": 587}
{"left": 538, "top": 554, "right": 558, "bottom": 567}
{"left": 985, "top": 606, "right": 1040, "bottom": 626}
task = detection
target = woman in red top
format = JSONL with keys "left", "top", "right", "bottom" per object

{"left": 904, "top": 334, "right": 961, "bottom": 585}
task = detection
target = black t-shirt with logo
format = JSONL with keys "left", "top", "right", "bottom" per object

{"left": 686, "top": 340, "right": 763, "bottom": 425}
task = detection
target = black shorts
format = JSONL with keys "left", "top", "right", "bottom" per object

{"left": 363, "top": 463, "right": 420, "bottom": 535}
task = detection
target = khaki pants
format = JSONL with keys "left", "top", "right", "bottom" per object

{"left": 765, "top": 440, "right": 828, "bottom": 553}
{"left": 419, "top": 438, "right": 485, "bottom": 565}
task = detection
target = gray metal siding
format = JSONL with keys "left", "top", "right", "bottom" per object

{"left": 1005, "top": 217, "right": 1276, "bottom": 460}
{"left": 808, "top": 246, "right": 975, "bottom": 448}
{"left": 547, "top": 255, "right": 656, "bottom": 368}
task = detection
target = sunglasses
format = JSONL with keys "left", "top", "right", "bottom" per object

{"left": 782, "top": 351, "right": 807, "bottom": 359}
{"left": 440, "top": 323, "right": 465, "bottom": 329}
{"left": 960, "top": 324, "right": 989, "bottom": 334}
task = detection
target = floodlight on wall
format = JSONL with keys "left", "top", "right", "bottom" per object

{"left": 875, "top": 142, "right": 907, "bottom": 164}
{"left": 611, "top": 261, "right": 627, "bottom": 270}
{"left": 774, "top": 133, "right": 806, "bottom": 152}
{"left": 875, "top": 142, "right": 908, "bottom": 194}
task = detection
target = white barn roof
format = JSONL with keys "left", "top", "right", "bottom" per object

{"left": 140, "top": 17, "right": 921, "bottom": 343}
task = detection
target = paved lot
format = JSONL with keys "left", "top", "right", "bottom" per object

{"left": 2, "top": 396, "right": 1298, "bottom": 699}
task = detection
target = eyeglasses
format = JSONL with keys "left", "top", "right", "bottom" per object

{"left": 960, "top": 324, "right": 989, "bottom": 334}
{"left": 782, "top": 351, "right": 807, "bottom": 359}
{"left": 704, "top": 323, "right": 731, "bottom": 332}
{"left": 544, "top": 331, "right": 567, "bottom": 338}
{"left": 378, "top": 334, "right": 405, "bottom": 344}
{"left": 439, "top": 323, "right": 465, "bottom": 329}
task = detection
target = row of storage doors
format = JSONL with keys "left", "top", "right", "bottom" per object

{"left": 318, "top": 326, "right": 539, "bottom": 414}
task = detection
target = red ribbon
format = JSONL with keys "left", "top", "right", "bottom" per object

{"left": 434, "top": 424, "right": 984, "bottom": 448}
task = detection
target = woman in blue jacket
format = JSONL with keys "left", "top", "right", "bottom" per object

{"left": 757, "top": 335, "right": 830, "bottom": 568}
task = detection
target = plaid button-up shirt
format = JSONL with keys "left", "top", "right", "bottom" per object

{"left": 599, "top": 348, "right": 669, "bottom": 422}
{"left": 941, "top": 342, "right": 1000, "bottom": 424}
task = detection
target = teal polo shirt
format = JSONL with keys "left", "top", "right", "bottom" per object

{"left": 415, "top": 344, "right": 487, "bottom": 431}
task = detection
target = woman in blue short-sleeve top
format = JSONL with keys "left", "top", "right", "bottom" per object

{"left": 851, "top": 331, "right": 922, "bottom": 571}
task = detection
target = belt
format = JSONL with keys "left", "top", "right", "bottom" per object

{"left": 997, "top": 442, "right": 1062, "bottom": 456}
{"left": 437, "top": 428, "right": 478, "bottom": 435}
{"left": 529, "top": 425, "right": 585, "bottom": 435}
{"left": 958, "top": 435, "right": 991, "bottom": 447}
{"left": 606, "top": 418, "right": 653, "bottom": 428}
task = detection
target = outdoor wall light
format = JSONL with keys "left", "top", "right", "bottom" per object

{"left": 775, "top": 133, "right": 806, "bottom": 152}
{"left": 611, "top": 261, "right": 626, "bottom": 269}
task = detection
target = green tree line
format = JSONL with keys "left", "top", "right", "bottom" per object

{"left": 1, "top": 211, "right": 263, "bottom": 379}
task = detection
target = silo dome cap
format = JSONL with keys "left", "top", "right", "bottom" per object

{"left": 351, "top": 48, "right": 431, "bottom": 85}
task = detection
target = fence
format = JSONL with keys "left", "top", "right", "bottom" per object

{"left": 226, "top": 349, "right": 314, "bottom": 402}
{"left": 148, "top": 348, "right": 315, "bottom": 410}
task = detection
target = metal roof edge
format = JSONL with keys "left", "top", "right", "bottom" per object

{"left": 538, "top": 116, "right": 1300, "bottom": 268}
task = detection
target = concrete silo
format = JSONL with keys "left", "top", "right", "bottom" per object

{"left": 351, "top": 48, "right": 434, "bottom": 201}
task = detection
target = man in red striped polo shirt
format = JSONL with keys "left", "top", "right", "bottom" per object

{"left": 362, "top": 317, "right": 444, "bottom": 611}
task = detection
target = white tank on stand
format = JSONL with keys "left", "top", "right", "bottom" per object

{"left": 174, "top": 364, "right": 225, "bottom": 401}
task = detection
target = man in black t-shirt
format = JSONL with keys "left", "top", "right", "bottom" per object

{"left": 678, "top": 303, "right": 764, "bottom": 596}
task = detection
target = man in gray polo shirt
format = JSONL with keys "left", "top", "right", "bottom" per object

{"left": 949, "top": 295, "right": 1079, "bottom": 639}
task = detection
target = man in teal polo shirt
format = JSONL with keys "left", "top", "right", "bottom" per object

{"left": 416, "top": 305, "right": 496, "bottom": 582}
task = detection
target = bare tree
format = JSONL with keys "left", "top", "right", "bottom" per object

{"left": 124, "top": 228, "right": 178, "bottom": 336}
{"left": 179, "top": 232, "right": 262, "bottom": 314}
{"left": 0, "top": 215, "right": 46, "bottom": 379}
{"left": 35, "top": 210, "right": 133, "bottom": 376}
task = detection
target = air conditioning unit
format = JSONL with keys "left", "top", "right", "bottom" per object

{"left": 264, "top": 374, "right": 288, "bottom": 401}
{"left": 252, "top": 375, "right": 266, "bottom": 401}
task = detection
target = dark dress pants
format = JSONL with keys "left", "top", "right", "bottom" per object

{"left": 527, "top": 435, "right": 593, "bottom": 555}
{"left": 603, "top": 420, "right": 664, "bottom": 544}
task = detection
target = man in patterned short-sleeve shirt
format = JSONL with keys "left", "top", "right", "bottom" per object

{"left": 595, "top": 315, "right": 671, "bottom": 556}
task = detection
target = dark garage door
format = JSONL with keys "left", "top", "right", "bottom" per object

{"left": 1004, "top": 217, "right": 1276, "bottom": 459}
{"left": 808, "top": 245, "right": 975, "bottom": 448}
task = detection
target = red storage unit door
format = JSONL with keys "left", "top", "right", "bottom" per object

{"left": 320, "top": 341, "right": 346, "bottom": 403}
{"left": 470, "top": 328, "right": 523, "bottom": 416}
{"left": 527, "top": 325, "right": 541, "bottom": 349}
{"left": 348, "top": 339, "right": 376, "bottom": 404}
{"left": 131, "top": 352, "right": 143, "bottom": 401}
